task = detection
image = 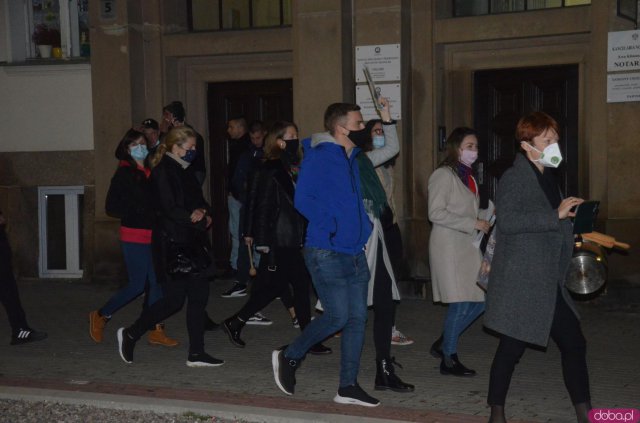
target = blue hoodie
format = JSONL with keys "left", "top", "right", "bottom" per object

{"left": 294, "top": 133, "right": 372, "bottom": 255}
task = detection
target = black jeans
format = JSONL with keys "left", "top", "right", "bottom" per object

{"left": 372, "top": 239, "right": 396, "bottom": 361}
{"left": 128, "top": 274, "right": 209, "bottom": 354}
{"left": 0, "top": 231, "right": 28, "bottom": 333}
{"left": 487, "top": 291, "right": 590, "bottom": 405}
{"left": 236, "top": 247, "right": 311, "bottom": 329}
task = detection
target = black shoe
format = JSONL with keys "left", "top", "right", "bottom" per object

{"left": 221, "top": 282, "right": 247, "bottom": 298}
{"left": 10, "top": 328, "right": 47, "bottom": 345}
{"left": 117, "top": 327, "right": 135, "bottom": 364}
{"left": 374, "top": 357, "right": 415, "bottom": 392}
{"left": 334, "top": 383, "right": 380, "bottom": 407}
{"left": 187, "top": 351, "right": 224, "bottom": 367}
{"left": 204, "top": 314, "right": 220, "bottom": 331}
{"left": 272, "top": 349, "right": 300, "bottom": 395}
{"left": 440, "top": 353, "right": 476, "bottom": 377}
{"left": 429, "top": 335, "right": 443, "bottom": 359}
{"left": 222, "top": 317, "right": 246, "bottom": 348}
{"left": 308, "top": 343, "right": 332, "bottom": 355}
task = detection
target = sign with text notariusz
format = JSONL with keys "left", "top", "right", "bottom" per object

{"left": 608, "top": 30, "right": 640, "bottom": 72}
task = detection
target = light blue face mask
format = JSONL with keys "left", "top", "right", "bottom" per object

{"left": 130, "top": 144, "right": 148, "bottom": 161}
{"left": 372, "top": 135, "right": 385, "bottom": 149}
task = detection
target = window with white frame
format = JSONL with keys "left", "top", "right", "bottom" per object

{"left": 38, "top": 186, "right": 84, "bottom": 278}
{"left": 6, "top": 0, "right": 89, "bottom": 62}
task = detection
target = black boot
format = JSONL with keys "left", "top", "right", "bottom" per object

{"left": 440, "top": 353, "right": 476, "bottom": 377}
{"left": 488, "top": 405, "right": 506, "bottom": 423}
{"left": 222, "top": 316, "right": 246, "bottom": 348}
{"left": 574, "top": 402, "right": 591, "bottom": 423}
{"left": 374, "top": 357, "right": 415, "bottom": 392}
{"left": 430, "top": 335, "right": 443, "bottom": 359}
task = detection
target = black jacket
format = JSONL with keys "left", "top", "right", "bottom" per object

{"left": 151, "top": 154, "right": 211, "bottom": 244}
{"left": 227, "top": 134, "right": 251, "bottom": 195}
{"left": 244, "top": 159, "right": 306, "bottom": 248}
{"left": 231, "top": 144, "right": 263, "bottom": 203}
{"left": 105, "top": 162, "right": 154, "bottom": 230}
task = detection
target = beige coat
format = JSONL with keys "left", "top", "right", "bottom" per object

{"left": 428, "top": 166, "right": 484, "bottom": 303}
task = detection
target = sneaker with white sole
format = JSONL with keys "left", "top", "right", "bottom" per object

{"left": 391, "top": 327, "right": 414, "bottom": 346}
{"left": 186, "top": 352, "right": 224, "bottom": 367}
{"left": 117, "top": 327, "right": 135, "bottom": 364}
{"left": 272, "top": 349, "right": 300, "bottom": 395}
{"left": 334, "top": 383, "right": 380, "bottom": 407}
{"left": 291, "top": 317, "right": 299, "bottom": 329}
{"left": 10, "top": 328, "right": 47, "bottom": 345}
{"left": 246, "top": 312, "right": 272, "bottom": 326}
{"left": 220, "top": 282, "right": 247, "bottom": 298}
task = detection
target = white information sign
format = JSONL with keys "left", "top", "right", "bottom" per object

{"left": 356, "top": 83, "right": 401, "bottom": 120}
{"left": 608, "top": 30, "right": 640, "bottom": 72}
{"left": 607, "top": 73, "right": 640, "bottom": 103}
{"left": 355, "top": 44, "right": 401, "bottom": 82}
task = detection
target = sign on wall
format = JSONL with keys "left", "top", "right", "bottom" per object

{"left": 100, "top": 0, "right": 116, "bottom": 22}
{"left": 355, "top": 44, "right": 401, "bottom": 83}
{"left": 607, "top": 30, "right": 640, "bottom": 72}
{"left": 607, "top": 73, "right": 640, "bottom": 103}
{"left": 355, "top": 44, "right": 402, "bottom": 119}
{"left": 356, "top": 83, "right": 401, "bottom": 120}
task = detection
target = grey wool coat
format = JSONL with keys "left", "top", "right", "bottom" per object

{"left": 428, "top": 166, "right": 485, "bottom": 303}
{"left": 484, "top": 154, "right": 579, "bottom": 347}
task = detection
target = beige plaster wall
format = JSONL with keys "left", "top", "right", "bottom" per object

{"left": 0, "top": 65, "right": 94, "bottom": 152}
{"left": 292, "top": 0, "right": 344, "bottom": 134}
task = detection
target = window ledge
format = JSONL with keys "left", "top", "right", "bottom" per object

{"left": 1, "top": 58, "right": 90, "bottom": 75}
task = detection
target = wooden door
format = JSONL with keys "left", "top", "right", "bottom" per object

{"left": 474, "top": 65, "right": 579, "bottom": 207}
{"left": 207, "top": 79, "right": 293, "bottom": 269}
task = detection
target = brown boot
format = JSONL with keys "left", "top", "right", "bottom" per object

{"left": 89, "top": 310, "right": 108, "bottom": 343}
{"left": 148, "top": 323, "right": 179, "bottom": 347}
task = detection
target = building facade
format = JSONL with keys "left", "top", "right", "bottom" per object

{"left": 1, "top": 0, "right": 639, "bottom": 285}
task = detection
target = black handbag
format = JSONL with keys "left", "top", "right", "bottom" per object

{"left": 166, "top": 238, "right": 212, "bottom": 276}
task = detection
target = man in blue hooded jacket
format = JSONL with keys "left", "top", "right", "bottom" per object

{"left": 271, "top": 103, "right": 379, "bottom": 407}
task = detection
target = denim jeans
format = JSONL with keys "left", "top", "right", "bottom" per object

{"left": 100, "top": 242, "right": 162, "bottom": 317}
{"left": 227, "top": 194, "right": 241, "bottom": 270}
{"left": 285, "top": 247, "right": 370, "bottom": 388}
{"left": 442, "top": 301, "right": 485, "bottom": 356}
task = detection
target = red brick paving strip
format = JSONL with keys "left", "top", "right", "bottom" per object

{"left": 0, "top": 377, "right": 539, "bottom": 423}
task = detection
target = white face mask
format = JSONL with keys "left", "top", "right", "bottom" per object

{"left": 526, "top": 142, "right": 563, "bottom": 168}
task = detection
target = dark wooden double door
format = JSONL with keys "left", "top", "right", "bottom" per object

{"left": 207, "top": 79, "right": 293, "bottom": 268}
{"left": 474, "top": 65, "right": 579, "bottom": 208}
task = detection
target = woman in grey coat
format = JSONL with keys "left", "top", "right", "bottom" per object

{"left": 428, "top": 127, "right": 491, "bottom": 377}
{"left": 484, "top": 112, "right": 591, "bottom": 423}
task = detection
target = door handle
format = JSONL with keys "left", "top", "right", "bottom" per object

{"left": 478, "top": 162, "right": 484, "bottom": 185}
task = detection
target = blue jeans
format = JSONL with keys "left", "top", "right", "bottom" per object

{"left": 228, "top": 194, "right": 241, "bottom": 270}
{"left": 285, "top": 247, "right": 370, "bottom": 388}
{"left": 100, "top": 242, "right": 162, "bottom": 317}
{"left": 442, "top": 301, "right": 485, "bottom": 356}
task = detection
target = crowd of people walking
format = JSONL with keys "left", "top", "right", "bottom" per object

{"left": 0, "top": 95, "right": 593, "bottom": 421}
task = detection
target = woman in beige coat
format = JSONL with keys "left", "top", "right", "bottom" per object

{"left": 427, "top": 127, "right": 490, "bottom": 377}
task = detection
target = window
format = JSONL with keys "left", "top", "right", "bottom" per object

{"left": 188, "top": 0, "right": 292, "bottom": 31}
{"left": 38, "top": 186, "right": 84, "bottom": 278}
{"left": 6, "top": 0, "right": 89, "bottom": 62}
{"left": 453, "top": 0, "right": 590, "bottom": 17}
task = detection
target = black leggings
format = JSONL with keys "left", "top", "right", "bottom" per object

{"left": 488, "top": 292, "right": 590, "bottom": 405}
{"left": 236, "top": 247, "right": 311, "bottom": 329}
{"left": 372, "top": 239, "right": 396, "bottom": 361}
{"left": 128, "top": 275, "right": 209, "bottom": 354}
{"left": 0, "top": 233, "right": 28, "bottom": 333}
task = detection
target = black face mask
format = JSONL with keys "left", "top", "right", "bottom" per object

{"left": 347, "top": 128, "right": 369, "bottom": 147}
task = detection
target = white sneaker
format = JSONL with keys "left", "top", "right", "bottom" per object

{"left": 391, "top": 327, "right": 414, "bottom": 346}
{"left": 246, "top": 312, "right": 273, "bottom": 326}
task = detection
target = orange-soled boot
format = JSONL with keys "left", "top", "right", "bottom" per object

{"left": 148, "top": 323, "right": 179, "bottom": 347}
{"left": 89, "top": 310, "right": 108, "bottom": 343}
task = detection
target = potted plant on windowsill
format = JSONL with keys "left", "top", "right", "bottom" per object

{"left": 32, "top": 24, "right": 61, "bottom": 59}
